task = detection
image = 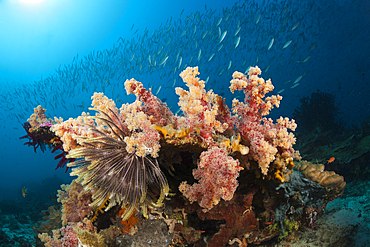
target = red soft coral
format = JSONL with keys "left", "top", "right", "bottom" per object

{"left": 179, "top": 146, "right": 243, "bottom": 212}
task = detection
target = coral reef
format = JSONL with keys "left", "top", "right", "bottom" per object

{"left": 46, "top": 66, "right": 298, "bottom": 218}
{"left": 20, "top": 66, "right": 347, "bottom": 246}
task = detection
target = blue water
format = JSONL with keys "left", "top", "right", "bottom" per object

{"left": 0, "top": 0, "right": 369, "bottom": 245}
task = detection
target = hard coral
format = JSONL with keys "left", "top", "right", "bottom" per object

{"left": 295, "top": 161, "right": 346, "bottom": 192}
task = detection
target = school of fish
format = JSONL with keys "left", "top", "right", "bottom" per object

{"left": 0, "top": 0, "right": 336, "bottom": 141}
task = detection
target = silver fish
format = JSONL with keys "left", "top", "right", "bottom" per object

{"left": 293, "top": 75, "right": 303, "bottom": 84}
{"left": 208, "top": 53, "right": 215, "bottom": 62}
{"left": 244, "top": 66, "right": 251, "bottom": 74}
{"left": 178, "top": 57, "right": 182, "bottom": 69}
{"left": 235, "top": 36, "right": 240, "bottom": 48}
{"left": 291, "top": 21, "right": 300, "bottom": 31}
{"left": 255, "top": 13, "right": 261, "bottom": 24}
{"left": 282, "top": 40, "right": 292, "bottom": 49}
{"left": 156, "top": 85, "right": 162, "bottom": 95}
{"left": 281, "top": 6, "right": 288, "bottom": 15}
{"left": 291, "top": 83, "right": 299, "bottom": 89}
{"left": 268, "top": 38, "right": 274, "bottom": 50}
{"left": 202, "top": 31, "right": 208, "bottom": 39}
{"left": 197, "top": 49, "right": 202, "bottom": 61}
{"left": 310, "top": 42, "right": 317, "bottom": 50}
{"left": 217, "top": 17, "right": 223, "bottom": 26}
{"left": 159, "top": 56, "right": 169, "bottom": 66}
{"left": 228, "top": 60, "right": 232, "bottom": 70}
{"left": 302, "top": 55, "right": 311, "bottom": 63}
{"left": 219, "top": 31, "right": 227, "bottom": 43}
{"left": 234, "top": 27, "right": 241, "bottom": 36}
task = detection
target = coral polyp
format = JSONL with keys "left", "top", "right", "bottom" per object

{"left": 66, "top": 107, "right": 169, "bottom": 221}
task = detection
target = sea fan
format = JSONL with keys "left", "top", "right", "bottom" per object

{"left": 67, "top": 108, "right": 169, "bottom": 220}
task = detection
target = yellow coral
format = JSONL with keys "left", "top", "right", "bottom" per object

{"left": 75, "top": 231, "right": 106, "bottom": 247}
{"left": 152, "top": 124, "right": 191, "bottom": 139}
{"left": 75, "top": 219, "right": 107, "bottom": 247}
{"left": 230, "top": 134, "right": 249, "bottom": 155}
{"left": 269, "top": 155, "right": 295, "bottom": 183}
{"left": 91, "top": 194, "right": 110, "bottom": 222}
{"left": 218, "top": 134, "right": 249, "bottom": 156}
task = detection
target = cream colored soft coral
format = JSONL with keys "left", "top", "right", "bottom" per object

{"left": 123, "top": 110, "right": 161, "bottom": 158}
{"left": 175, "top": 66, "right": 228, "bottom": 134}
{"left": 27, "top": 105, "right": 50, "bottom": 129}
{"left": 51, "top": 112, "right": 95, "bottom": 152}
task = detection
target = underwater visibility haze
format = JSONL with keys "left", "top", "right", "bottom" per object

{"left": 0, "top": 0, "right": 369, "bottom": 246}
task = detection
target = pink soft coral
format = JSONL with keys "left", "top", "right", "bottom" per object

{"left": 125, "top": 78, "right": 174, "bottom": 126}
{"left": 179, "top": 146, "right": 243, "bottom": 212}
{"left": 230, "top": 67, "right": 298, "bottom": 175}
{"left": 57, "top": 180, "right": 92, "bottom": 226}
{"left": 38, "top": 219, "right": 96, "bottom": 247}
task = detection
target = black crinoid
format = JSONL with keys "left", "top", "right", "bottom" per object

{"left": 66, "top": 107, "right": 169, "bottom": 221}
